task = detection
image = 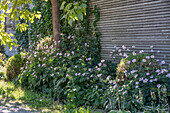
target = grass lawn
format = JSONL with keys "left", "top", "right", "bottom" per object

{"left": 0, "top": 80, "right": 104, "bottom": 113}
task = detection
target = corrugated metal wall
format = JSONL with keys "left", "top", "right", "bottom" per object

{"left": 90, "top": 0, "right": 170, "bottom": 65}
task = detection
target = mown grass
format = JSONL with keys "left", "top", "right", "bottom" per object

{"left": 0, "top": 80, "right": 104, "bottom": 113}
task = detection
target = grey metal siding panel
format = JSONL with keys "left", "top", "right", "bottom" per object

{"left": 90, "top": 0, "right": 170, "bottom": 64}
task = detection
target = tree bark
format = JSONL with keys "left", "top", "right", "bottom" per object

{"left": 51, "top": 0, "right": 61, "bottom": 47}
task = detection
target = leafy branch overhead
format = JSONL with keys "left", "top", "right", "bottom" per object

{"left": 0, "top": 0, "right": 41, "bottom": 50}
{"left": 60, "top": 0, "right": 87, "bottom": 26}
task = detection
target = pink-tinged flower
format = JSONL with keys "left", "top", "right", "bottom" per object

{"left": 54, "top": 67, "right": 57, "bottom": 70}
{"left": 82, "top": 73, "right": 86, "bottom": 76}
{"left": 59, "top": 53, "right": 62, "bottom": 56}
{"left": 161, "top": 60, "right": 165, "bottom": 64}
{"left": 110, "top": 80, "right": 113, "bottom": 84}
{"left": 143, "top": 78, "right": 148, "bottom": 83}
{"left": 88, "top": 68, "right": 91, "bottom": 71}
{"left": 88, "top": 58, "right": 91, "bottom": 60}
{"left": 132, "top": 52, "right": 136, "bottom": 56}
{"left": 142, "top": 59, "right": 146, "bottom": 62}
{"left": 149, "top": 80, "right": 153, "bottom": 83}
{"left": 113, "top": 81, "right": 116, "bottom": 84}
{"left": 122, "top": 45, "right": 126, "bottom": 50}
{"left": 150, "top": 76, "right": 154, "bottom": 78}
{"left": 157, "top": 84, "right": 161, "bottom": 88}
{"left": 98, "top": 63, "right": 102, "bottom": 66}
{"left": 117, "top": 79, "right": 120, "bottom": 82}
{"left": 66, "top": 74, "right": 69, "bottom": 77}
{"left": 166, "top": 73, "right": 170, "bottom": 78}
{"left": 123, "top": 90, "right": 127, "bottom": 95}
{"left": 72, "top": 51, "right": 74, "bottom": 54}
{"left": 161, "top": 69, "right": 167, "bottom": 73}
{"left": 97, "top": 68, "right": 101, "bottom": 71}
{"left": 123, "top": 53, "right": 128, "bottom": 58}
{"left": 132, "top": 59, "right": 136, "bottom": 63}
{"left": 135, "top": 82, "right": 139, "bottom": 85}
{"left": 38, "top": 64, "right": 40, "bottom": 67}
{"left": 119, "top": 53, "right": 122, "bottom": 56}
{"left": 124, "top": 70, "right": 127, "bottom": 73}
{"left": 90, "top": 75, "right": 93, "bottom": 77}
{"left": 146, "top": 73, "right": 150, "bottom": 76}
{"left": 137, "top": 99, "right": 140, "bottom": 103}
{"left": 131, "top": 70, "right": 137, "bottom": 74}
{"left": 68, "top": 35, "right": 71, "bottom": 39}
{"left": 113, "top": 84, "right": 117, "bottom": 89}
{"left": 67, "top": 53, "right": 70, "bottom": 57}
{"left": 75, "top": 73, "right": 78, "bottom": 76}
{"left": 134, "top": 74, "right": 138, "bottom": 78}
{"left": 118, "top": 49, "right": 121, "bottom": 52}
{"left": 156, "top": 69, "right": 160, "bottom": 73}
{"left": 151, "top": 55, "right": 155, "bottom": 58}
{"left": 97, "top": 74, "right": 102, "bottom": 77}
{"left": 127, "top": 61, "right": 131, "bottom": 64}
{"left": 51, "top": 74, "right": 54, "bottom": 77}
{"left": 146, "top": 56, "right": 150, "bottom": 59}
{"left": 139, "top": 50, "right": 144, "bottom": 53}
{"left": 132, "top": 45, "right": 135, "bottom": 48}
{"left": 107, "top": 75, "right": 111, "bottom": 80}
{"left": 154, "top": 78, "right": 157, "bottom": 81}
{"left": 75, "top": 65, "right": 78, "bottom": 68}
{"left": 78, "top": 73, "right": 81, "bottom": 75}
{"left": 101, "top": 60, "right": 105, "bottom": 63}
{"left": 20, "top": 67, "right": 24, "bottom": 70}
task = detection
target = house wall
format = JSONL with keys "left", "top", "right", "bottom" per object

{"left": 90, "top": 0, "right": 170, "bottom": 64}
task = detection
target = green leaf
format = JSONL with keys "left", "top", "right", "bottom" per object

{"left": 60, "top": 1, "right": 66, "bottom": 10}
{"left": 68, "top": 18, "right": 73, "bottom": 26}
{"left": 77, "top": 12, "right": 83, "bottom": 21}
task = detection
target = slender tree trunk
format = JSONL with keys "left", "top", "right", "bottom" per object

{"left": 51, "top": 0, "right": 61, "bottom": 47}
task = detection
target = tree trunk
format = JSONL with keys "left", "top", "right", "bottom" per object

{"left": 51, "top": 0, "right": 61, "bottom": 47}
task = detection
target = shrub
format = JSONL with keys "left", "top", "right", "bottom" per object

{"left": 0, "top": 53, "right": 6, "bottom": 66}
{"left": 104, "top": 45, "right": 170, "bottom": 112}
{"left": 18, "top": 35, "right": 116, "bottom": 108}
{"left": 5, "top": 53, "right": 25, "bottom": 81}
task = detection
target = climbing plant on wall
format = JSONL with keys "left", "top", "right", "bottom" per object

{"left": 16, "top": 0, "right": 101, "bottom": 60}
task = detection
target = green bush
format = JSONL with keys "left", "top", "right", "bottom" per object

{"left": 18, "top": 34, "right": 116, "bottom": 108}
{"left": 5, "top": 54, "right": 25, "bottom": 81}
{"left": 104, "top": 45, "right": 170, "bottom": 112}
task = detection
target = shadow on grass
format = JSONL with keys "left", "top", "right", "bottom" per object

{"left": 0, "top": 80, "right": 62, "bottom": 112}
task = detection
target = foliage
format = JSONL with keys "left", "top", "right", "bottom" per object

{"left": 109, "top": 110, "right": 131, "bottom": 113}
{"left": 15, "top": 0, "right": 53, "bottom": 51}
{"left": 60, "top": 0, "right": 87, "bottom": 26}
{"left": 0, "top": 0, "right": 41, "bottom": 49}
{"left": 104, "top": 45, "right": 170, "bottom": 112}
{"left": 5, "top": 53, "right": 25, "bottom": 81}
{"left": 18, "top": 33, "right": 116, "bottom": 108}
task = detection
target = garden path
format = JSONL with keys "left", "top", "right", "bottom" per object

{"left": 0, "top": 99, "right": 40, "bottom": 113}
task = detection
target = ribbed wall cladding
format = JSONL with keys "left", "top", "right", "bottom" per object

{"left": 90, "top": 0, "right": 170, "bottom": 65}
